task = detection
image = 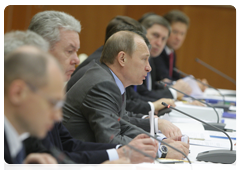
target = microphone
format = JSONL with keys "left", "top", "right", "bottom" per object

{"left": 195, "top": 58, "right": 236, "bottom": 85}
{"left": 162, "top": 102, "right": 236, "bottom": 164}
{"left": 49, "top": 147, "right": 75, "bottom": 164}
{"left": 160, "top": 81, "right": 220, "bottom": 124}
{"left": 110, "top": 135, "right": 161, "bottom": 163}
{"left": 173, "top": 67, "right": 226, "bottom": 105}
{"left": 110, "top": 113, "right": 191, "bottom": 164}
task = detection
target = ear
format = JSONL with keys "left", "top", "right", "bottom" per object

{"left": 117, "top": 51, "right": 126, "bottom": 67}
{"left": 8, "top": 80, "right": 29, "bottom": 105}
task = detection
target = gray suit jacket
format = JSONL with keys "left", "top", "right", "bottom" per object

{"left": 63, "top": 62, "right": 148, "bottom": 144}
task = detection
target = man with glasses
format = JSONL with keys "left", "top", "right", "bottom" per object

{"left": 4, "top": 45, "right": 64, "bottom": 164}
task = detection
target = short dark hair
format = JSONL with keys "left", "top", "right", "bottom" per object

{"left": 100, "top": 31, "right": 149, "bottom": 64}
{"left": 163, "top": 10, "right": 190, "bottom": 27}
{"left": 105, "top": 15, "right": 146, "bottom": 43}
{"left": 139, "top": 14, "right": 171, "bottom": 36}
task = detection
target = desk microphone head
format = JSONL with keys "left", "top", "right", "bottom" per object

{"left": 195, "top": 58, "right": 236, "bottom": 85}
{"left": 161, "top": 102, "right": 236, "bottom": 164}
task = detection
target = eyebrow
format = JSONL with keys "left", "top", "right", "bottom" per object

{"left": 69, "top": 44, "right": 80, "bottom": 51}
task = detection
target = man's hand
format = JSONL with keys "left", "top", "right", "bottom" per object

{"left": 23, "top": 153, "right": 57, "bottom": 164}
{"left": 197, "top": 78, "right": 208, "bottom": 92}
{"left": 153, "top": 98, "right": 176, "bottom": 115}
{"left": 186, "top": 100, "right": 205, "bottom": 107}
{"left": 162, "top": 78, "right": 172, "bottom": 83}
{"left": 94, "top": 158, "right": 132, "bottom": 170}
{"left": 163, "top": 138, "right": 190, "bottom": 160}
{"left": 158, "top": 119, "right": 182, "bottom": 138}
{"left": 117, "top": 134, "right": 158, "bottom": 163}
{"left": 172, "top": 79, "right": 192, "bottom": 99}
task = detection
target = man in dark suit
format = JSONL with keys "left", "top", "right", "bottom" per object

{"left": 4, "top": 45, "right": 64, "bottom": 164}
{"left": 63, "top": 30, "right": 189, "bottom": 160}
{"left": 152, "top": 10, "right": 207, "bottom": 92}
{"left": 137, "top": 14, "right": 192, "bottom": 100}
{"left": 67, "top": 15, "right": 176, "bottom": 117}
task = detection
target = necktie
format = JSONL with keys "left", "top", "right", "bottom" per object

{"left": 14, "top": 146, "right": 25, "bottom": 164}
{"left": 169, "top": 52, "right": 174, "bottom": 78}
{"left": 121, "top": 92, "right": 125, "bottom": 106}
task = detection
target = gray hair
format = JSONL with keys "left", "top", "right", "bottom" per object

{"left": 4, "top": 50, "right": 50, "bottom": 91}
{"left": 29, "top": 10, "right": 81, "bottom": 49}
{"left": 4, "top": 30, "right": 49, "bottom": 56}
{"left": 140, "top": 14, "right": 171, "bottom": 36}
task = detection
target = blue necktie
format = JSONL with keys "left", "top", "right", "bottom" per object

{"left": 14, "top": 146, "right": 25, "bottom": 164}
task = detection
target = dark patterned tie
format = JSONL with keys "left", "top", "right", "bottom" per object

{"left": 14, "top": 146, "right": 25, "bottom": 164}
{"left": 169, "top": 52, "right": 174, "bottom": 78}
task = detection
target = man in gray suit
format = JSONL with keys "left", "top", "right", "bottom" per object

{"left": 63, "top": 30, "right": 189, "bottom": 159}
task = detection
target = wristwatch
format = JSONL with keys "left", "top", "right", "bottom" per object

{"left": 159, "top": 145, "right": 168, "bottom": 158}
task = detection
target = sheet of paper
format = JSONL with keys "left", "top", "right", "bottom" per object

{"left": 182, "top": 76, "right": 204, "bottom": 98}
{"left": 133, "top": 162, "right": 223, "bottom": 170}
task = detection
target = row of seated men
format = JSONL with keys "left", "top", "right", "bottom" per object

{"left": 5, "top": 10, "right": 208, "bottom": 164}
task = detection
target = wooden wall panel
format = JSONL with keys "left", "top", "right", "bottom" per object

{"left": 178, "top": 5, "right": 236, "bottom": 90}
{"left": 4, "top": 5, "right": 236, "bottom": 90}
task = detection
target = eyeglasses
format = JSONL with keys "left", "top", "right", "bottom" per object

{"left": 26, "top": 82, "right": 65, "bottom": 110}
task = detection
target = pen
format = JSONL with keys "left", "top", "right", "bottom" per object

{"left": 189, "top": 138, "right": 205, "bottom": 141}
{"left": 158, "top": 161, "right": 183, "bottom": 164}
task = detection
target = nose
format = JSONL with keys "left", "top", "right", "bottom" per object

{"left": 156, "top": 38, "right": 163, "bottom": 48}
{"left": 146, "top": 61, "right": 152, "bottom": 72}
{"left": 71, "top": 52, "right": 80, "bottom": 65}
{"left": 52, "top": 109, "right": 63, "bottom": 122}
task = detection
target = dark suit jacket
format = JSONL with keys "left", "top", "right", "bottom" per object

{"left": 4, "top": 133, "right": 13, "bottom": 164}
{"left": 67, "top": 46, "right": 170, "bottom": 115}
{"left": 24, "top": 122, "right": 117, "bottom": 164}
{"left": 152, "top": 48, "right": 181, "bottom": 81}
{"left": 63, "top": 62, "right": 148, "bottom": 144}
{"left": 137, "top": 58, "right": 174, "bottom": 99}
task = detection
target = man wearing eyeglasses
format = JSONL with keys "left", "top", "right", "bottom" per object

{"left": 4, "top": 45, "right": 65, "bottom": 164}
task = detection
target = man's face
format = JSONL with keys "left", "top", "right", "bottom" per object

{"left": 50, "top": 29, "right": 80, "bottom": 81}
{"left": 146, "top": 24, "right": 169, "bottom": 57}
{"left": 19, "top": 62, "right": 65, "bottom": 138}
{"left": 124, "top": 37, "right": 151, "bottom": 86}
{"left": 167, "top": 22, "right": 188, "bottom": 50}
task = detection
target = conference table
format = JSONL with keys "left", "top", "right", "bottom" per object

{"left": 133, "top": 89, "right": 239, "bottom": 170}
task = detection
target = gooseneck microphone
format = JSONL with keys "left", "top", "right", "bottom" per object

{"left": 173, "top": 67, "right": 226, "bottom": 104}
{"left": 162, "top": 102, "right": 236, "bottom": 164}
{"left": 49, "top": 147, "right": 75, "bottom": 164}
{"left": 160, "top": 81, "right": 220, "bottom": 123}
{"left": 195, "top": 58, "right": 236, "bottom": 85}
{"left": 110, "top": 113, "right": 191, "bottom": 164}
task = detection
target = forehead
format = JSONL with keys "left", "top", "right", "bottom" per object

{"left": 147, "top": 24, "right": 169, "bottom": 36}
{"left": 171, "top": 22, "right": 188, "bottom": 31}
{"left": 58, "top": 29, "right": 80, "bottom": 48}
{"left": 133, "top": 37, "right": 150, "bottom": 55}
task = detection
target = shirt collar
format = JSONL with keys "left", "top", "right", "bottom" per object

{"left": 109, "top": 69, "right": 125, "bottom": 95}
{"left": 165, "top": 46, "right": 174, "bottom": 55}
{"left": 4, "top": 116, "right": 23, "bottom": 158}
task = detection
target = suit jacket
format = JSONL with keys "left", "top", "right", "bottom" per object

{"left": 152, "top": 48, "right": 181, "bottom": 81}
{"left": 63, "top": 62, "right": 149, "bottom": 144}
{"left": 4, "top": 132, "right": 13, "bottom": 164}
{"left": 137, "top": 58, "right": 174, "bottom": 99}
{"left": 24, "top": 122, "right": 117, "bottom": 164}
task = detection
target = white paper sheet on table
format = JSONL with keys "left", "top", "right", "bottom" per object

{"left": 133, "top": 162, "right": 223, "bottom": 170}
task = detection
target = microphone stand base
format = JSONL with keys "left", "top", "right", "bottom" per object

{"left": 196, "top": 150, "right": 236, "bottom": 164}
